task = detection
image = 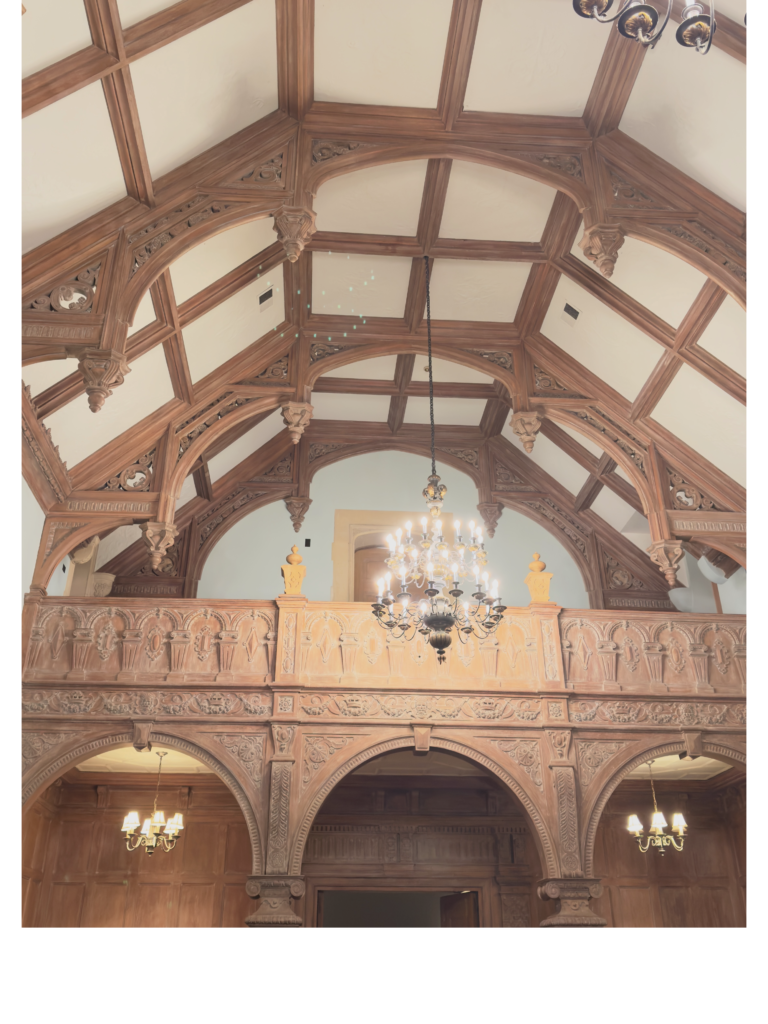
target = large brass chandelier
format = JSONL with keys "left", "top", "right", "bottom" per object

{"left": 573, "top": 2, "right": 718, "bottom": 53}
{"left": 627, "top": 760, "right": 688, "bottom": 854}
{"left": 120, "top": 751, "right": 184, "bottom": 855}
{"left": 370, "top": 257, "right": 505, "bottom": 664}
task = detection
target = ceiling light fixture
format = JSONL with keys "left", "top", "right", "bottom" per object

{"left": 120, "top": 751, "right": 184, "bottom": 855}
{"left": 627, "top": 760, "right": 688, "bottom": 855}
{"left": 573, "top": 2, "right": 717, "bottom": 53}
{"left": 370, "top": 257, "right": 505, "bottom": 664}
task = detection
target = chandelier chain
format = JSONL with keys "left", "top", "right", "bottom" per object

{"left": 423, "top": 255, "right": 436, "bottom": 478}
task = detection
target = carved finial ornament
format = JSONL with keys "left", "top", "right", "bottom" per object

{"left": 281, "top": 546, "right": 306, "bottom": 595}
{"left": 525, "top": 553, "right": 554, "bottom": 604}
{"left": 511, "top": 410, "right": 543, "bottom": 454}
{"left": 578, "top": 223, "right": 626, "bottom": 279}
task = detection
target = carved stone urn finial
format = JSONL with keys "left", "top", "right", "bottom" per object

{"left": 281, "top": 546, "right": 306, "bottom": 595}
{"left": 525, "top": 552, "right": 554, "bottom": 604}
{"left": 511, "top": 410, "right": 543, "bottom": 454}
{"left": 77, "top": 349, "right": 131, "bottom": 413}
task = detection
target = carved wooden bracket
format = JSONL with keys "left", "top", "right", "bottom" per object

{"left": 647, "top": 539, "right": 685, "bottom": 586}
{"left": 510, "top": 410, "right": 543, "bottom": 453}
{"left": 281, "top": 401, "right": 313, "bottom": 443}
{"left": 140, "top": 521, "right": 179, "bottom": 572}
{"left": 77, "top": 349, "right": 130, "bottom": 413}
{"left": 273, "top": 206, "right": 316, "bottom": 262}
{"left": 578, "top": 223, "right": 626, "bottom": 278}
{"left": 132, "top": 720, "right": 153, "bottom": 752}
{"left": 284, "top": 497, "right": 312, "bottom": 533}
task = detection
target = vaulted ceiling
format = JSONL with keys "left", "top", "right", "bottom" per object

{"left": 21, "top": 0, "right": 746, "bottom": 606}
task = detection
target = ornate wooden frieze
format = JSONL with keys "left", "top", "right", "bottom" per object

{"left": 660, "top": 223, "right": 746, "bottom": 282}
{"left": 567, "top": 698, "right": 745, "bottom": 727}
{"left": 198, "top": 489, "right": 275, "bottom": 547}
{"left": 22, "top": 730, "right": 77, "bottom": 772}
{"left": 297, "top": 692, "right": 542, "bottom": 722}
{"left": 23, "top": 262, "right": 102, "bottom": 314}
{"left": 101, "top": 448, "right": 155, "bottom": 492}
{"left": 128, "top": 197, "right": 237, "bottom": 276}
{"left": 480, "top": 351, "right": 514, "bottom": 371}
{"left": 176, "top": 393, "right": 263, "bottom": 460}
{"left": 440, "top": 447, "right": 479, "bottom": 467}
{"left": 667, "top": 513, "right": 746, "bottom": 536}
{"left": 304, "top": 822, "right": 514, "bottom": 866}
{"left": 494, "top": 461, "right": 534, "bottom": 491}
{"left": 308, "top": 442, "right": 348, "bottom": 463}
{"left": 311, "top": 140, "right": 370, "bottom": 164}
{"left": 604, "top": 556, "right": 645, "bottom": 591}
{"left": 22, "top": 412, "right": 71, "bottom": 504}
{"left": 22, "top": 688, "right": 274, "bottom": 718}
{"left": 568, "top": 408, "right": 647, "bottom": 476}
{"left": 608, "top": 169, "right": 671, "bottom": 210}
{"left": 309, "top": 341, "right": 352, "bottom": 363}
{"left": 226, "top": 153, "right": 283, "bottom": 185}
{"left": 301, "top": 734, "right": 354, "bottom": 789}
{"left": 667, "top": 467, "right": 725, "bottom": 512}
{"left": 518, "top": 152, "right": 584, "bottom": 181}
{"left": 533, "top": 364, "right": 586, "bottom": 399}
{"left": 238, "top": 356, "right": 289, "bottom": 384}
{"left": 521, "top": 499, "right": 589, "bottom": 557}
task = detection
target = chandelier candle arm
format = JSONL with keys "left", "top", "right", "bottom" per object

{"left": 626, "top": 761, "right": 688, "bottom": 855}
{"left": 574, "top": 1, "right": 716, "bottom": 52}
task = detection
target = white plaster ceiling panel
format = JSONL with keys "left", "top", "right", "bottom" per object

{"left": 553, "top": 422, "right": 605, "bottom": 460}
{"left": 127, "top": 290, "right": 156, "bottom": 336}
{"left": 620, "top": 510, "right": 653, "bottom": 554}
{"left": 501, "top": 428, "right": 590, "bottom": 498}
{"left": 464, "top": 0, "right": 609, "bottom": 116}
{"left": 428, "top": 260, "right": 531, "bottom": 322}
{"left": 696, "top": 295, "right": 746, "bottom": 378}
{"left": 207, "top": 410, "right": 285, "bottom": 483}
{"left": 169, "top": 217, "right": 277, "bottom": 306}
{"left": 404, "top": 397, "right": 488, "bottom": 427}
{"left": 412, "top": 357, "right": 493, "bottom": 385}
{"left": 116, "top": 0, "right": 179, "bottom": 29}
{"left": 312, "top": 253, "right": 412, "bottom": 318}
{"left": 626, "top": 753, "right": 729, "bottom": 781}
{"left": 314, "top": 161, "right": 429, "bottom": 236}
{"left": 45, "top": 346, "right": 175, "bottom": 468}
{"left": 620, "top": 39, "right": 745, "bottom": 211}
{"left": 314, "top": 0, "right": 454, "bottom": 107}
{"left": 440, "top": 162, "right": 556, "bottom": 242}
{"left": 130, "top": 0, "right": 278, "bottom": 180}
{"left": 23, "top": 358, "right": 80, "bottom": 399}
{"left": 309, "top": 393, "right": 393, "bottom": 422}
{"left": 715, "top": 1, "right": 747, "bottom": 20}
{"left": 182, "top": 273, "right": 285, "bottom": 384}
{"left": 651, "top": 363, "right": 746, "bottom": 486}
{"left": 322, "top": 356, "right": 399, "bottom": 380}
{"left": 95, "top": 525, "right": 143, "bottom": 570}
{"left": 176, "top": 474, "right": 198, "bottom": 510}
{"left": 22, "top": 0, "right": 93, "bottom": 78}
{"left": 541, "top": 278, "right": 663, "bottom": 401}
{"left": 571, "top": 233, "right": 707, "bottom": 329}
{"left": 77, "top": 747, "right": 213, "bottom": 773}
{"left": 22, "top": 82, "right": 127, "bottom": 253}
{"left": 589, "top": 488, "right": 637, "bottom": 534}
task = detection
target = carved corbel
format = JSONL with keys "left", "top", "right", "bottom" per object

{"left": 477, "top": 502, "right": 503, "bottom": 538}
{"left": 132, "top": 720, "right": 153, "bottom": 752}
{"left": 77, "top": 349, "right": 130, "bottom": 413}
{"left": 140, "top": 521, "right": 179, "bottom": 572}
{"left": 681, "top": 731, "right": 703, "bottom": 759}
{"left": 647, "top": 540, "right": 685, "bottom": 587}
{"left": 245, "top": 877, "right": 305, "bottom": 927}
{"left": 273, "top": 205, "right": 316, "bottom": 262}
{"left": 578, "top": 223, "right": 626, "bottom": 278}
{"left": 284, "top": 497, "right": 312, "bottom": 533}
{"left": 281, "top": 401, "right": 313, "bottom": 444}
{"left": 510, "top": 410, "right": 543, "bottom": 453}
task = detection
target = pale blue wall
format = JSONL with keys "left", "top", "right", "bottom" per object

{"left": 198, "top": 450, "right": 590, "bottom": 607}
{"left": 22, "top": 478, "right": 66, "bottom": 601}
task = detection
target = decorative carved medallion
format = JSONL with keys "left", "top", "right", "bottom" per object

{"left": 22, "top": 732, "right": 76, "bottom": 772}
{"left": 238, "top": 356, "right": 289, "bottom": 384}
{"left": 101, "top": 448, "right": 155, "bottom": 491}
{"left": 494, "top": 739, "right": 542, "bottom": 788}
{"left": 480, "top": 351, "right": 514, "bottom": 371}
{"left": 605, "top": 556, "right": 645, "bottom": 591}
{"left": 217, "top": 734, "right": 265, "bottom": 784}
{"left": 312, "top": 140, "right": 369, "bottom": 164}
{"left": 577, "top": 740, "right": 627, "bottom": 786}
{"left": 227, "top": 153, "right": 283, "bottom": 185}
{"left": 302, "top": 735, "right": 353, "bottom": 788}
{"left": 668, "top": 468, "right": 724, "bottom": 512}
{"left": 533, "top": 364, "right": 585, "bottom": 398}
{"left": 23, "top": 263, "right": 101, "bottom": 314}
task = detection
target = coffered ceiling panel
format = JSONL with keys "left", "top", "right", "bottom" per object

{"left": 541, "top": 278, "right": 664, "bottom": 401}
{"left": 590, "top": 487, "right": 637, "bottom": 534}
{"left": 322, "top": 355, "right": 399, "bottom": 380}
{"left": 411, "top": 357, "right": 493, "bottom": 385}
{"left": 314, "top": 0, "right": 454, "bottom": 107}
{"left": 715, "top": 1, "right": 747, "bottom": 19}
{"left": 45, "top": 346, "right": 175, "bottom": 469}
{"left": 428, "top": 260, "right": 531, "bottom": 322}
{"left": 169, "top": 217, "right": 277, "bottom": 306}
{"left": 571, "top": 234, "right": 708, "bottom": 329}
{"left": 464, "top": 0, "right": 609, "bottom": 116}
{"left": 696, "top": 295, "right": 746, "bottom": 378}
{"left": 310, "top": 393, "right": 393, "bottom": 421}
{"left": 651, "top": 363, "right": 746, "bottom": 486}
{"left": 404, "top": 396, "right": 488, "bottom": 427}
{"left": 95, "top": 525, "right": 143, "bottom": 569}
{"left": 130, "top": 0, "right": 278, "bottom": 179}
{"left": 312, "top": 252, "right": 413, "bottom": 318}
{"left": 502, "top": 426, "right": 590, "bottom": 498}
{"left": 23, "top": 358, "right": 80, "bottom": 399}
{"left": 314, "top": 161, "right": 429, "bottom": 235}
{"left": 78, "top": 747, "right": 213, "bottom": 773}
{"left": 127, "top": 290, "right": 157, "bottom": 337}
{"left": 21, "top": 0, "right": 93, "bottom": 78}
{"left": 207, "top": 410, "right": 285, "bottom": 483}
{"left": 22, "top": 82, "right": 127, "bottom": 253}
{"left": 182, "top": 271, "right": 285, "bottom": 384}
{"left": 116, "top": 0, "right": 179, "bottom": 29}
{"left": 440, "top": 162, "right": 556, "bottom": 242}
{"left": 620, "top": 40, "right": 746, "bottom": 211}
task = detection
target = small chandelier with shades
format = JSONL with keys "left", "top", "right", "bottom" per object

{"left": 120, "top": 751, "right": 184, "bottom": 855}
{"left": 627, "top": 760, "right": 688, "bottom": 855}
{"left": 370, "top": 257, "right": 505, "bottom": 664}
{"left": 573, "top": 2, "right": 718, "bottom": 54}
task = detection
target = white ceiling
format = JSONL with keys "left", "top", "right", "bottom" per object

{"left": 590, "top": 487, "right": 637, "bottom": 534}
{"left": 619, "top": 510, "right": 653, "bottom": 554}
{"left": 651, "top": 363, "right": 746, "bottom": 486}
{"left": 130, "top": 0, "right": 278, "bottom": 180}
{"left": 23, "top": 357, "right": 80, "bottom": 399}
{"left": 181, "top": 271, "right": 285, "bottom": 383}
{"left": 207, "top": 409, "right": 285, "bottom": 483}
{"left": 620, "top": 34, "right": 746, "bottom": 211}
{"left": 127, "top": 289, "right": 157, "bottom": 336}
{"left": 169, "top": 217, "right": 277, "bottom": 306}
{"left": 176, "top": 474, "right": 198, "bottom": 509}
{"left": 310, "top": 392, "right": 393, "bottom": 421}
{"left": 78, "top": 746, "right": 213, "bottom": 773}
{"left": 312, "top": 252, "right": 412, "bottom": 318}
{"left": 323, "top": 355, "right": 399, "bottom": 380}
{"left": 464, "top": 0, "right": 609, "bottom": 116}
{"left": 626, "top": 753, "right": 730, "bottom": 781}
{"left": 22, "top": 81, "right": 127, "bottom": 253}
{"left": 502, "top": 426, "right": 590, "bottom": 498}
{"left": 427, "top": 259, "right": 531, "bottom": 322}
{"left": 411, "top": 356, "right": 493, "bottom": 385}
{"left": 95, "top": 524, "right": 143, "bottom": 569}
{"left": 21, "top": 0, "right": 93, "bottom": 78}
{"left": 313, "top": 0, "right": 454, "bottom": 108}
{"left": 116, "top": 0, "right": 178, "bottom": 29}
{"left": 696, "top": 295, "right": 746, "bottom": 378}
{"left": 404, "top": 396, "right": 487, "bottom": 427}
{"left": 440, "top": 162, "right": 556, "bottom": 242}
{"left": 353, "top": 748, "right": 485, "bottom": 776}
{"left": 541, "top": 278, "right": 664, "bottom": 401}
{"left": 314, "top": 160, "right": 429, "bottom": 236}
{"left": 45, "top": 345, "right": 175, "bottom": 468}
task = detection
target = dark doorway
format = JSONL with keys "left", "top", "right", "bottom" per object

{"left": 319, "top": 890, "right": 478, "bottom": 927}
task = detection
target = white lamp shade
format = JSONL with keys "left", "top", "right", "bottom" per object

{"left": 627, "top": 814, "right": 643, "bottom": 834}
{"left": 650, "top": 811, "right": 667, "bottom": 831}
{"left": 121, "top": 812, "right": 140, "bottom": 832}
{"left": 672, "top": 813, "right": 687, "bottom": 833}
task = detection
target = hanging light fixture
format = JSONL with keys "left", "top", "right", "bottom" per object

{"left": 120, "top": 751, "right": 184, "bottom": 855}
{"left": 627, "top": 760, "right": 688, "bottom": 855}
{"left": 573, "top": 2, "right": 717, "bottom": 53}
{"left": 370, "top": 257, "right": 505, "bottom": 664}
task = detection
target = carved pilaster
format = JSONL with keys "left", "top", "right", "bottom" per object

{"left": 647, "top": 539, "right": 685, "bottom": 587}
{"left": 284, "top": 497, "right": 312, "bottom": 533}
{"left": 273, "top": 205, "right": 316, "bottom": 262}
{"left": 642, "top": 642, "right": 667, "bottom": 692}
{"left": 245, "top": 876, "right": 305, "bottom": 927}
{"left": 140, "top": 522, "right": 179, "bottom": 573}
{"left": 550, "top": 765, "right": 582, "bottom": 878}
{"left": 216, "top": 630, "right": 239, "bottom": 680}
{"left": 596, "top": 640, "right": 620, "bottom": 690}
{"left": 67, "top": 628, "right": 94, "bottom": 679}
{"left": 167, "top": 630, "right": 191, "bottom": 678}
{"left": 510, "top": 410, "right": 543, "bottom": 453}
{"left": 281, "top": 401, "right": 313, "bottom": 444}
{"left": 538, "top": 879, "right": 606, "bottom": 927}
{"left": 118, "top": 629, "right": 143, "bottom": 680}
{"left": 265, "top": 759, "right": 294, "bottom": 874}
{"left": 339, "top": 632, "right": 360, "bottom": 678}
{"left": 578, "top": 223, "right": 626, "bottom": 278}
{"left": 77, "top": 349, "right": 130, "bottom": 412}
{"left": 689, "top": 643, "right": 715, "bottom": 694}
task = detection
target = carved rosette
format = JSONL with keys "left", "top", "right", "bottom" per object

{"left": 77, "top": 349, "right": 130, "bottom": 413}
{"left": 578, "top": 223, "right": 626, "bottom": 278}
{"left": 510, "top": 411, "right": 543, "bottom": 454}
{"left": 273, "top": 205, "right": 316, "bottom": 262}
{"left": 140, "top": 522, "right": 179, "bottom": 572}
{"left": 647, "top": 540, "right": 685, "bottom": 587}
{"left": 245, "top": 876, "right": 305, "bottom": 927}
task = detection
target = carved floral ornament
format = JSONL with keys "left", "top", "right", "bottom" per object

{"left": 23, "top": 262, "right": 101, "bottom": 314}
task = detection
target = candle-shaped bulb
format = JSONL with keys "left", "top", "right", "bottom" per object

{"left": 473, "top": 564, "right": 480, "bottom": 580}
{"left": 427, "top": 562, "right": 434, "bottom": 577}
{"left": 421, "top": 516, "right": 428, "bottom": 531}
{"left": 463, "top": 601, "right": 470, "bottom": 617}
{"left": 419, "top": 601, "right": 427, "bottom": 614}
{"left": 482, "top": 572, "right": 489, "bottom": 583}
{"left": 405, "top": 521, "right": 412, "bottom": 534}
{"left": 436, "top": 520, "right": 442, "bottom": 534}
{"left": 454, "top": 520, "right": 461, "bottom": 533}
{"left": 451, "top": 562, "right": 459, "bottom": 583}
{"left": 386, "top": 533, "right": 395, "bottom": 551}
{"left": 377, "top": 577, "right": 384, "bottom": 597}
{"left": 469, "top": 520, "right": 476, "bottom": 537}
{"left": 385, "top": 572, "right": 392, "bottom": 590}
{"left": 627, "top": 815, "right": 643, "bottom": 834}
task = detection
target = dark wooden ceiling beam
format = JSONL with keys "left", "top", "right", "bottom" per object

{"left": 437, "top": 0, "right": 484, "bottom": 131}
{"left": 387, "top": 353, "right": 416, "bottom": 434}
{"left": 583, "top": 30, "right": 647, "bottom": 138}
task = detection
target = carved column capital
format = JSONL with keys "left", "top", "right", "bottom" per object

{"left": 77, "top": 349, "right": 130, "bottom": 413}
{"left": 578, "top": 223, "right": 626, "bottom": 278}
{"left": 140, "top": 521, "right": 179, "bottom": 572}
{"left": 647, "top": 539, "right": 685, "bottom": 586}
{"left": 538, "top": 878, "right": 606, "bottom": 927}
{"left": 273, "top": 205, "right": 316, "bottom": 262}
{"left": 510, "top": 410, "right": 542, "bottom": 453}
{"left": 245, "top": 876, "right": 305, "bottom": 927}
{"left": 477, "top": 502, "right": 503, "bottom": 538}
{"left": 281, "top": 401, "right": 313, "bottom": 444}
{"left": 284, "top": 497, "right": 312, "bottom": 533}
